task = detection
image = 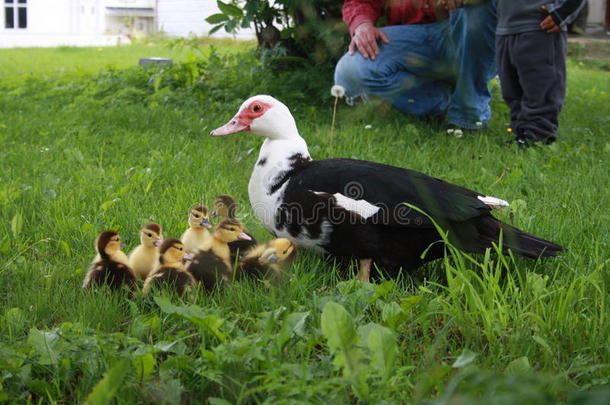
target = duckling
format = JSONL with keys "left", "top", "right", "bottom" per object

{"left": 187, "top": 218, "right": 252, "bottom": 291}
{"left": 83, "top": 230, "right": 137, "bottom": 291}
{"left": 143, "top": 238, "right": 195, "bottom": 297}
{"left": 211, "top": 194, "right": 257, "bottom": 260}
{"left": 180, "top": 205, "right": 212, "bottom": 253}
{"left": 128, "top": 223, "right": 163, "bottom": 280}
{"left": 238, "top": 238, "right": 296, "bottom": 283}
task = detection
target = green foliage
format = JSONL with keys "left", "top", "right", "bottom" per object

{"left": 205, "top": 0, "right": 348, "bottom": 64}
{"left": 0, "top": 43, "right": 609, "bottom": 403}
{"left": 83, "top": 359, "right": 130, "bottom": 405}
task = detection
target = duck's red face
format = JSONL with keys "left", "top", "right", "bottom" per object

{"left": 210, "top": 100, "right": 272, "bottom": 136}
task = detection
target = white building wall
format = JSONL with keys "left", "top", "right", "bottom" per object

{"left": 156, "top": 0, "right": 255, "bottom": 39}
{"left": 588, "top": 0, "right": 607, "bottom": 25}
{"left": 0, "top": 0, "right": 115, "bottom": 48}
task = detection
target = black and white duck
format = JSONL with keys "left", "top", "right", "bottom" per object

{"left": 210, "top": 95, "right": 563, "bottom": 281}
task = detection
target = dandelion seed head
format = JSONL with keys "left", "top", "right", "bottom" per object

{"left": 331, "top": 85, "right": 345, "bottom": 98}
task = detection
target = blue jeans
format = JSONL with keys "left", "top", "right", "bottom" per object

{"left": 334, "top": 3, "right": 497, "bottom": 129}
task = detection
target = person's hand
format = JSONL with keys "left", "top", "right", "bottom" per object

{"left": 348, "top": 21, "right": 390, "bottom": 60}
{"left": 436, "top": 0, "right": 467, "bottom": 11}
{"left": 540, "top": 6, "right": 561, "bottom": 33}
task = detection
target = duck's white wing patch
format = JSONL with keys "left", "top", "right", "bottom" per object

{"left": 478, "top": 195, "right": 509, "bottom": 210}
{"left": 313, "top": 191, "right": 380, "bottom": 219}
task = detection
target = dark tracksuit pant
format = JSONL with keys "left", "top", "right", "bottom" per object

{"left": 496, "top": 31, "right": 567, "bottom": 142}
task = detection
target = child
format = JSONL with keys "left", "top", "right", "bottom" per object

{"left": 495, "top": 0, "right": 585, "bottom": 146}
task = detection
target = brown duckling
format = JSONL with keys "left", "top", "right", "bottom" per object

{"left": 128, "top": 223, "right": 163, "bottom": 280}
{"left": 187, "top": 218, "right": 251, "bottom": 291}
{"left": 83, "top": 230, "right": 137, "bottom": 291}
{"left": 211, "top": 194, "right": 257, "bottom": 260}
{"left": 238, "top": 238, "right": 296, "bottom": 283}
{"left": 180, "top": 205, "right": 212, "bottom": 253}
{"left": 143, "top": 238, "right": 195, "bottom": 297}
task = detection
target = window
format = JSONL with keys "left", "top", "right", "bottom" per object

{"left": 4, "top": 0, "right": 27, "bottom": 29}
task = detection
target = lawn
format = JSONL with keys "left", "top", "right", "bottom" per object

{"left": 0, "top": 39, "right": 609, "bottom": 404}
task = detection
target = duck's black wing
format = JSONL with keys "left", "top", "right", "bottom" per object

{"left": 288, "top": 158, "right": 490, "bottom": 228}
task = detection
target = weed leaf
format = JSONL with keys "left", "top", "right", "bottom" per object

{"left": 27, "top": 328, "right": 59, "bottom": 365}
{"left": 83, "top": 359, "right": 130, "bottom": 405}
{"left": 452, "top": 349, "right": 478, "bottom": 368}
{"left": 10, "top": 212, "right": 23, "bottom": 238}
{"left": 506, "top": 356, "right": 532, "bottom": 375}
{"left": 366, "top": 324, "right": 397, "bottom": 382}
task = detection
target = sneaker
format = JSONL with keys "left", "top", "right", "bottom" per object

{"left": 446, "top": 123, "right": 484, "bottom": 138}
{"left": 512, "top": 130, "right": 556, "bottom": 148}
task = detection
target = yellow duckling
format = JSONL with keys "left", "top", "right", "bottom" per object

{"left": 212, "top": 194, "right": 257, "bottom": 260}
{"left": 143, "top": 238, "right": 195, "bottom": 297}
{"left": 238, "top": 238, "right": 296, "bottom": 283}
{"left": 187, "top": 218, "right": 251, "bottom": 291}
{"left": 128, "top": 223, "right": 163, "bottom": 280}
{"left": 83, "top": 230, "right": 137, "bottom": 292}
{"left": 180, "top": 205, "right": 212, "bottom": 253}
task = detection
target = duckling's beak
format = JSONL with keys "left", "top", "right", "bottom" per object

{"left": 211, "top": 210, "right": 217, "bottom": 218}
{"left": 183, "top": 253, "right": 194, "bottom": 263}
{"left": 120, "top": 242, "right": 126, "bottom": 248}
{"left": 267, "top": 253, "right": 278, "bottom": 264}
{"left": 237, "top": 232, "right": 252, "bottom": 241}
{"left": 153, "top": 238, "right": 162, "bottom": 247}
{"left": 210, "top": 115, "right": 250, "bottom": 136}
{"left": 201, "top": 219, "right": 212, "bottom": 228}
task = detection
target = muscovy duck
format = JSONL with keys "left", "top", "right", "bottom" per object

{"left": 210, "top": 95, "right": 563, "bottom": 281}
{"left": 211, "top": 194, "right": 258, "bottom": 260}
{"left": 238, "top": 238, "right": 296, "bottom": 283}
{"left": 83, "top": 230, "right": 137, "bottom": 291}
{"left": 143, "top": 238, "right": 195, "bottom": 297}
{"left": 129, "top": 223, "right": 163, "bottom": 280}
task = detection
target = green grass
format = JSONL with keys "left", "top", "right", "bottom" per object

{"left": 0, "top": 37, "right": 255, "bottom": 82}
{"left": 0, "top": 41, "right": 609, "bottom": 404}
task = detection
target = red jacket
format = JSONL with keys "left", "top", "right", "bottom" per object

{"left": 343, "top": 0, "right": 438, "bottom": 35}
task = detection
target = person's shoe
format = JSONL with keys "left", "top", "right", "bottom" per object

{"left": 446, "top": 123, "right": 485, "bottom": 138}
{"left": 514, "top": 135, "right": 536, "bottom": 148}
{"left": 512, "top": 130, "right": 556, "bottom": 148}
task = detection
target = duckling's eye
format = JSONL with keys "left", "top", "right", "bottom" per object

{"left": 252, "top": 104, "right": 262, "bottom": 113}
{"left": 194, "top": 214, "right": 200, "bottom": 219}
{"left": 146, "top": 233, "right": 152, "bottom": 237}
{"left": 178, "top": 247, "right": 183, "bottom": 251}
{"left": 228, "top": 227, "right": 235, "bottom": 231}
{"left": 283, "top": 250, "right": 288, "bottom": 254}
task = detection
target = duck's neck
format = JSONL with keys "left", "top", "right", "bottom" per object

{"left": 109, "top": 250, "right": 129, "bottom": 266}
{"left": 252, "top": 136, "right": 312, "bottom": 194}
{"left": 210, "top": 237, "right": 231, "bottom": 264}
{"left": 163, "top": 260, "right": 184, "bottom": 270}
{"left": 260, "top": 136, "right": 311, "bottom": 163}
{"left": 191, "top": 227, "right": 209, "bottom": 236}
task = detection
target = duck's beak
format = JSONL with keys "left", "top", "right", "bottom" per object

{"left": 183, "top": 253, "right": 194, "bottom": 263}
{"left": 201, "top": 219, "right": 212, "bottom": 228}
{"left": 266, "top": 253, "right": 278, "bottom": 264}
{"left": 210, "top": 115, "right": 250, "bottom": 136}
{"left": 153, "top": 238, "right": 162, "bottom": 247}
{"left": 237, "top": 232, "right": 252, "bottom": 241}
{"left": 120, "top": 242, "right": 126, "bottom": 248}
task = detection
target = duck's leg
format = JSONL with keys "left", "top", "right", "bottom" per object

{"left": 357, "top": 258, "right": 372, "bottom": 282}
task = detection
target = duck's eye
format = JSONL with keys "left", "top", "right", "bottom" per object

{"left": 178, "top": 247, "right": 183, "bottom": 251}
{"left": 146, "top": 233, "right": 152, "bottom": 237}
{"left": 252, "top": 104, "right": 262, "bottom": 113}
{"left": 228, "top": 227, "right": 235, "bottom": 231}
{"left": 283, "top": 250, "right": 287, "bottom": 254}
{"left": 194, "top": 214, "right": 200, "bottom": 219}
